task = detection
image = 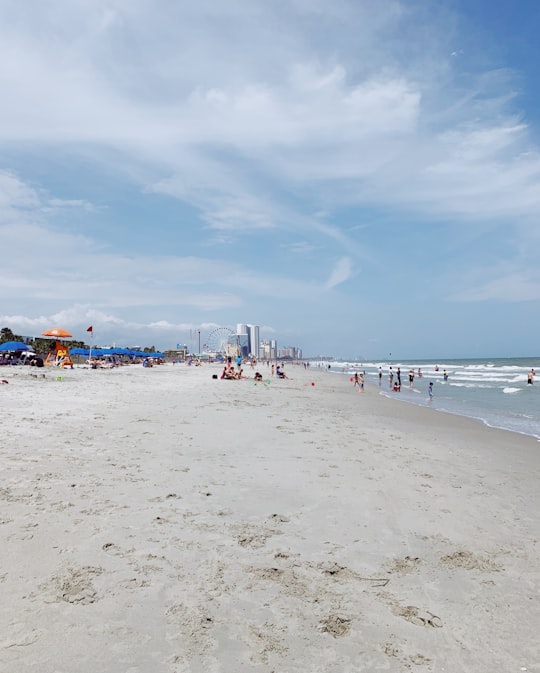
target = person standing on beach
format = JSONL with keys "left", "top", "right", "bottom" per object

{"left": 428, "top": 381, "right": 433, "bottom": 400}
{"left": 389, "top": 367, "right": 393, "bottom": 388}
{"left": 353, "top": 372, "right": 360, "bottom": 387}
{"left": 396, "top": 367, "right": 401, "bottom": 387}
{"left": 409, "top": 369, "right": 415, "bottom": 388}
{"left": 378, "top": 367, "right": 382, "bottom": 385}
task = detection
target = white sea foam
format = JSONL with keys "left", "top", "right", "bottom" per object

{"left": 503, "top": 387, "right": 521, "bottom": 394}
{"left": 449, "top": 382, "right": 492, "bottom": 389}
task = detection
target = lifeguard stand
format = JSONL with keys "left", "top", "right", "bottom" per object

{"left": 45, "top": 341, "right": 74, "bottom": 368}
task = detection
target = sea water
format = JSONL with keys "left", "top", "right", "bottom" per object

{"left": 318, "top": 358, "right": 540, "bottom": 440}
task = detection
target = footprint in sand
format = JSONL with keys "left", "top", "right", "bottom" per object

{"left": 384, "top": 555, "right": 422, "bottom": 575}
{"left": 379, "top": 592, "right": 443, "bottom": 628}
{"left": 40, "top": 566, "right": 103, "bottom": 605}
{"left": 392, "top": 604, "right": 442, "bottom": 628}
{"left": 318, "top": 614, "right": 352, "bottom": 638}
{"left": 440, "top": 550, "right": 502, "bottom": 572}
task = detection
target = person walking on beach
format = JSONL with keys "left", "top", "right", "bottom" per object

{"left": 353, "top": 372, "right": 360, "bottom": 387}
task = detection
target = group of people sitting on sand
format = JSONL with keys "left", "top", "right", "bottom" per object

{"left": 220, "top": 364, "right": 248, "bottom": 380}
{"left": 220, "top": 359, "right": 291, "bottom": 381}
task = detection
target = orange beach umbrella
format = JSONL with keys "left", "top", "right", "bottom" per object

{"left": 41, "top": 328, "right": 73, "bottom": 338}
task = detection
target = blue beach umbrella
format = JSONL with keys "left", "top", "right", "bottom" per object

{"left": 0, "top": 341, "right": 31, "bottom": 351}
{"left": 69, "top": 347, "right": 91, "bottom": 356}
{"left": 98, "top": 348, "right": 116, "bottom": 356}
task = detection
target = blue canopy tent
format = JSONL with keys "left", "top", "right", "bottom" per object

{"left": 0, "top": 341, "right": 31, "bottom": 351}
{"left": 68, "top": 346, "right": 165, "bottom": 361}
{"left": 70, "top": 347, "right": 90, "bottom": 356}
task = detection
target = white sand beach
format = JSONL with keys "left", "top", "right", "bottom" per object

{"left": 1, "top": 363, "right": 539, "bottom": 673}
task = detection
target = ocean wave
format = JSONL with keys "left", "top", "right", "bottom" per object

{"left": 503, "top": 387, "right": 521, "bottom": 394}
{"left": 448, "top": 382, "right": 492, "bottom": 389}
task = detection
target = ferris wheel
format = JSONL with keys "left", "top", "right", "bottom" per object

{"left": 206, "top": 327, "right": 235, "bottom": 354}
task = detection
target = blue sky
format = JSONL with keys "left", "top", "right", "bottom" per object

{"left": 1, "top": 0, "right": 539, "bottom": 359}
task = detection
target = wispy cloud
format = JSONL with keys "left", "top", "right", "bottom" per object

{"left": 324, "top": 257, "right": 353, "bottom": 289}
{"left": 451, "top": 270, "right": 540, "bottom": 303}
{"left": 0, "top": 1, "right": 539, "bottom": 354}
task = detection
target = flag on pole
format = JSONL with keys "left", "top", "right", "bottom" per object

{"left": 87, "top": 326, "right": 94, "bottom": 367}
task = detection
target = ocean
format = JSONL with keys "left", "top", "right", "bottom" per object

{"left": 319, "top": 358, "right": 540, "bottom": 440}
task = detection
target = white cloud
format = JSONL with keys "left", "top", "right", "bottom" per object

{"left": 0, "top": 1, "right": 539, "bottom": 356}
{"left": 451, "top": 270, "right": 540, "bottom": 303}
{"left": 1, "top": 1, "right": 538, "bottom": 235}
{"left": 324, "top": 257, "right": 353, "bottom": 289}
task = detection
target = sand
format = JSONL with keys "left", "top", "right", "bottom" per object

{"left": 1, "top": 362, "right": 539, "bottom": 673}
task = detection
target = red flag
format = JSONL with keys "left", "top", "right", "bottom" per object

{"left": 86, "top": 326, "right": 93, "bottom": 332}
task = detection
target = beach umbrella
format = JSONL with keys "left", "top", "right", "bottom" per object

{"left": 69, "top": 347, "right": 90, "bottom": 356}
{"left": 42, "top": 328, "right": 74, "bottom": 367}
{"left": 0, "top": 341, "right": 31, "bottom": 351}
{"left": 42, "top": 328, "right": 73, "bottom": 338}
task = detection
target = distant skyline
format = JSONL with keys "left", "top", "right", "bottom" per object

{"left": 1, "top": 1, "right": 539, "bottom": 359}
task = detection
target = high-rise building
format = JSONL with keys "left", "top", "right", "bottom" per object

{"left": 236, "top": 323, "right": 249, "bottom": 357}
{"left": 236, "top": 323, "right": 261, "bottom": 358}
{"left": 277, "top": 346, "right": 303, "bottom": 360}
{"left": 248, "top": 324, "right": 260, "bottom": 358}
{"left": 260, "top": 339, "right": 277, "bottom": 361}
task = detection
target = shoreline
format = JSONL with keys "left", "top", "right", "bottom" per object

{"left": 374, "top": 381, "right": 540, "bottom": 441}
{"left": 325, "top": 363, "right": 540, "bottom": 441}
{"left": 1, "top": 363, "right": 539, "bottom": 672}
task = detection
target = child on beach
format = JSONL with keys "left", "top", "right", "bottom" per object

{"left": 428, "top": 382, "right": 433, "bottom": 400}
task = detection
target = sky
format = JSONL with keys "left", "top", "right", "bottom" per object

{"left": 1, "top": 0, "right": 539, "bottom": 359}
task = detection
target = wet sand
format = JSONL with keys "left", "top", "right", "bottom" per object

{"left": 1, "top": 363, "right": 539, "bottom": 672}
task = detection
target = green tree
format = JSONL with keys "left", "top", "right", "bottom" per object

{"left": 0, "top": 327, "right": 23, "bottom": 343}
